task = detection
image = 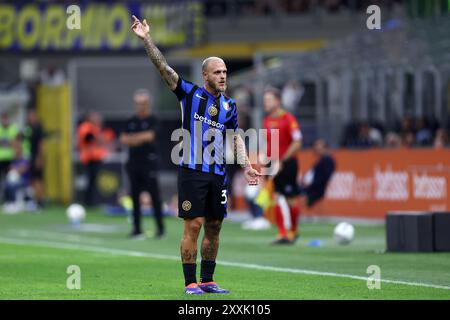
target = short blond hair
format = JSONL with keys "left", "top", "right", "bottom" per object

{"left": 202, "top": 57, "right": 225, "bottom": 72}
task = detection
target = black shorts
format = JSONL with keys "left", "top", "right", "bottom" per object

{"left": 274, "top": 158, "right": 300, "bottom": 197}
{"left": 306, "top": 190, "right": 326, "bottom": 208}
{"left": 178, "top": 167, "right": 228, "bottom": 219}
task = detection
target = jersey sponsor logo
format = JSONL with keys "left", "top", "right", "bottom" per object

{"left": 208, "top": 105, "right": 218, "bottom": 116}
{"left": 182, "top": 200, "right": 192, "bottom": 211}
{"left": 194, "top": 112, "right": 224, "bottom": 130}
{"left": 171, "top": 127, "right": 280, "bottom": 176}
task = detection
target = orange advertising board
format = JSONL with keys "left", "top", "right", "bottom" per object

{"left": 299, "top": 149, "right": 450, "bottom": 219}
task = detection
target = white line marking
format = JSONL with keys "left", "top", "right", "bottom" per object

{"left": 9, "top": 229, "right": 107, "bottom": 244}
{"left": 0, "top": 236, "right": 449, "bottom": 291}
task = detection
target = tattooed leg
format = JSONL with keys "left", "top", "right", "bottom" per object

{"left": 180, "top": 217, "right": 204, "bottom": 263}
{"left": 201, "top": 218, "right": 223, "bottom": 261}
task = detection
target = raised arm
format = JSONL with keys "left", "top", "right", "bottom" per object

{"left": 131, "top": 15, "right": 179, "bottom": 90}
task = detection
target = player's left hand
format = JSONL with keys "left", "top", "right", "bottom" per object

{"left": 244, "top": 166, "right": 261, "bottom": 186}
{"left": 131, "top": 15, "right": 150, "bottom": 39}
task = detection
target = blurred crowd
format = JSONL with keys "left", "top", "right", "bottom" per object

{"left": 230, "top": 80, "right": 305, "bottom": 130}
{"left": 206, "top": 0, "right": 403, "bottom": 16}
{"left": 230, "top": 80, "right": 449, "bottom": 150}
{"left": 0, "top": 110, "right": 44, "bottom": 214}
{"left": 341, "top": 116, "right": 449, "bottom": 149}
{"left": 76, "top": 111, "right": 117, "bottom": 206}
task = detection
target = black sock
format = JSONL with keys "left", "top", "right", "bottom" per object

{"left": 200, "top": 260, "right": 216, "bottom": 283}
{"left": 183, "top": 263, "right": 197, "bottom": 286}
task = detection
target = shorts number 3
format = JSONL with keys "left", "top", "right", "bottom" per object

{"left": 221, "top": 189, "right": 227, "bottom": 204}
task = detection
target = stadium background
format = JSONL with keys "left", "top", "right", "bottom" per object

{"left": 1, "top": 0, "right": 449, "bottom": 219}
{"left": 1, "top": 0, "right": 450, "bottom": 301}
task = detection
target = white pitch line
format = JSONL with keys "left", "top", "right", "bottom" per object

{"left": 0, "top": 236, "right": 449, "bottom": 292}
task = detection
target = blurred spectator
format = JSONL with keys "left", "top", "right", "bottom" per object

{"left": 0, "top": 112, "right": 19, "bottom": 201}
{"left": 77, "top": 112, "right": 109, "bottom": 207}
{"left": 434, "top": 128, "right": 449, "bottom": 148}
{"left": 101, "top": 124, "right": 118, "bottom": 154}
{"left": 402, "top": 131, "right": 416, "bottom": 148}
{"left": 342, "top": 121, "right": 381, "bottom": 148}
{"left": 204, "top": 0, "right": 358, "bottom": 17}
{"left": 23, "top": 110, "right": 45, "bottom": 209}
{"left": 39, "top": 65, "right": 66, "bottom": 86}
{"left": 300, "top": 138, "right": 335, "bottom": 208}
{"left": 343, "top": 116, "right": 447, "bottom": 149}
{"left": 341, "top": 121, "right": 359, "bottom": 147}
{"left": 415, "top": 117, "right": 433, "bottom": 146}
{"left": 2, "top": 138, "right": 31, "bottom": 214}
{"left": 368, "top": 125, "right": 383, "bottom": 147}
{"left": 354, "top": 122, "right": 377, "bottom": 148}
{"left": 397, "top": 115, "right": 414, "bottom": 135}
{"left": 385, "top": 131, "right": 402, "bottom": 148}
{"left": 281, "top": 80, "right": 304, "bottom": 113}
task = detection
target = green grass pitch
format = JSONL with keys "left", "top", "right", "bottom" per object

{"left": 0, "top": 207, "right": 449, "bottom": 300}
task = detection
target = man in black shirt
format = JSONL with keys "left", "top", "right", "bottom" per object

{"left": 24, "top": 110, "right": 44, "bottom": 208}
{"left": 120, "top": 89, "right": 165, "bottom": 239}
{"left": 301, "top": 138, "right": 336, "bottom": 207}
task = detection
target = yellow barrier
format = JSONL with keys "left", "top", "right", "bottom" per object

{"left": 37, "top": 83, "right": 72, "bottom": 204}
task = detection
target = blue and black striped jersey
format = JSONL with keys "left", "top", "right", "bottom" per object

{"left": 172, "top": 77, "right": 239, "bottom": 175}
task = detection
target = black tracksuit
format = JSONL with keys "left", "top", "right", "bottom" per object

{"left": 303, "top": 154, "right": 336, "bottom": 207}
{"left": 125, "top": 115, "right": 164, "bottom": 236}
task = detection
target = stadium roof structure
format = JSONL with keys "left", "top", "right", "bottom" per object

{"left": 171, "top": 39, "right": 326, "bottom": 59}
{"left": 230, "top": 16, "right": 450, "bottom": 88}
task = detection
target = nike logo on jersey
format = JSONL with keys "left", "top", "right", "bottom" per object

{"left": 195, "top": 93, "right": 207, "bottom": 100}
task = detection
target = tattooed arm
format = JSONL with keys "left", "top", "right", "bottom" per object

{"left": 234, "top": 134, "right": 251, "bottom": 169}
{"left": 234, "top": 134, "right": 261, "bottom": 185}
{"left": 131, "top": 15, "right": 179, "bottom": 90}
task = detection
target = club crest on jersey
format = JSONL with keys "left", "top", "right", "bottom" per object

{"left": 208, "top": 105, "right": 218, "bottom": 116}
{"left": 182, "top": 200, "right": 192, "bottom": 211}
{"left": 222, "top": 102, "right": 229, "bottom": 111}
